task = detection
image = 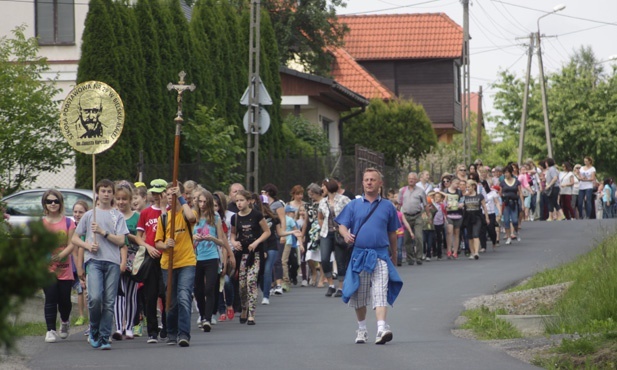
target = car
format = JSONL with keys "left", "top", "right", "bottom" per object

{"left": 2, "top": 189, "right": 94, "bottom": 231}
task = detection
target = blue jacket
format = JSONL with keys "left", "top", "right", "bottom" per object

{"left": 341, "top": 245, "right": 403, "bottom": 306}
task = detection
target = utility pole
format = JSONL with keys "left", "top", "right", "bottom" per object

{"left": 518, "top": 33, "right": 535, "bottom": 165}
{"left": 536, "top": 31, "right": 553, "bottom": 158}
{"left": 246, "top": 0, "right": 261, "bottom": 192}
{"left": 476, "top": 86, "right": 483, "bottom": 154}
{"left": 461, "top": 0, "right": 471, "bottom": 165}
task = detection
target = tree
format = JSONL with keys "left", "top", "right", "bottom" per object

{"left": 263, "top": 0, "right": 348, "bottom": 76}
{"left": 183, "top": 105, "right": 245, "bottom": 189}
{"left": 0, "top": 26, "right": 72, "bottom": 195}
{"left": 0, "top": 221, "right": 57, "bottom": 350}
{"left": 343, "top": 99, "right": 437, "bottom": 167}
{"left": 283, "top": 114, "right": 330, "bottom": 155}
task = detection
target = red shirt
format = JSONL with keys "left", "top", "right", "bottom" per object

{"left": 137, "top": 206, "right": 163, "bottom": 246}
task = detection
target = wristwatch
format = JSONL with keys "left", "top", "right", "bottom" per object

{"left": 104, "top": 231, "right": 109, "bottom": 239}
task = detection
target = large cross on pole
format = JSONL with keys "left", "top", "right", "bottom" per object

{"left": 165, "top": 71, "right": 195, "bottom": 310}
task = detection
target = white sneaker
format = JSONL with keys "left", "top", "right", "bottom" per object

{"left": 197, "top": 317, "right": 203, "bottom": 327}
{"left": 355, "top": 329, "right": 368, "bottom": 344}
{"left": 45, "top": 330, "right": 59, "bottom": 343}
{"left": 211, "top": 317, "right": 217, "bottom": 325}
{"left": 274, "top": 285, "right": 283, "bottom": 295}
{"left": 261, "top": 297, "right": 270, "bottom": 305}
{"left": 516, "top": 236, "right": 521, "bottom": 242}
{"left": 375, "top": 326, "right": 393, "bottom": 345}
{"left": 59, "top": 321, "right": 70, "bottom": 339}
{"left": 505, "top": 237, "right": 512, "bottom": 245}
{"left": 301, "top": 279, "right": 308, "bottom": 287}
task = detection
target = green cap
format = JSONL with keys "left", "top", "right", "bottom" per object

{"left": 149, "top": 179, "right": 168, "bottom": 193}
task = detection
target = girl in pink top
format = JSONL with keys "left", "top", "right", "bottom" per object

{"left": 41, "top": 189, "right": 76, "bottom": 343}
{"left": 393, "top": 200, "right": 413, "bottom": 267}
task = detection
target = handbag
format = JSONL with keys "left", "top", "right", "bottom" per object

{"left": 336, "top": 199, "right": 382, "bottom": 249}
{"left": 131, "top": 246, "right": 153, "bottom": 282}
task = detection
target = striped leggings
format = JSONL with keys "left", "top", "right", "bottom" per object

{"left": 114, "top": 274, "right": 138, "bottom": 332}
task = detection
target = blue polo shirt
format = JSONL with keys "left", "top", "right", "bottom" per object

{"left": 335, "top": 195, "right": 400, "bottom": 249}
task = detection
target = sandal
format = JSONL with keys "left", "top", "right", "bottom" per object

{"left": 247, "top": 318, "right": 255, "bottom": 325}
{"left": 239, "top": 309, "right": 248, "bottom": 324}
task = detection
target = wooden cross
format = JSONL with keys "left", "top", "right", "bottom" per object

{"left": 167, "top": 71, "right": 196, "bottom": 121}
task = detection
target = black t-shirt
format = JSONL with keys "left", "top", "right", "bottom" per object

{"left": 231, "top": 209, "right": 264, "bottom": 253}
{"left": 342, "top": 189, "right": 355, "bottom": 201}
{"left": 464, "top": 193, "right": 484, "bottom": 213}
{"left": 263, "top": 215, "right": 280, "bottom": 251}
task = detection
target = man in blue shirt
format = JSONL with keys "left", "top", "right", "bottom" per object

{"left": 335, "top": 168, "right": 403, "bottom": 345}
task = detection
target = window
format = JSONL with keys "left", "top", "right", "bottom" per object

{"left": 321, "top": 116, "right": 332, "bottom": 139}
{"left": 454, "top": 63, "right": 461, "bottom": 103}
{"left": 35, "top": 0, "right": 75, "bottom": 45}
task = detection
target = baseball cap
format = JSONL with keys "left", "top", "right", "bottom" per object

{"left": 134, "top": 181, "right": 146, "bottom": 188}
{"left": 491, "top": 185, "right": 501, "bottom": 192}
{"left": 149, "top": 179, "right": 168, "bottom": 193}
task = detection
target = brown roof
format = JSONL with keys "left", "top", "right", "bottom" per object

{"left": 339, "top": 13, "right": 463, "bottom": 60}
{"left": 330, "top": 47, "right": 395, "bottom": 100}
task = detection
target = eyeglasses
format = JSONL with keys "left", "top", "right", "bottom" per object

{"left": 443, "top": 179, "right": 450, "bottom": 183}
{"left": 45, "top": 199, "right": 60, "bottom": 205}
{"left": 458, "top": 169, "right": 466, "bottom": 172}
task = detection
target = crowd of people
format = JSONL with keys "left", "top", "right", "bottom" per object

{"left": 36, "top": 155, "right": 609, "bottom": 348}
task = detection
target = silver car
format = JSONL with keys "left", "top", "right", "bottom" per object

{"left": 2, "top": 189, "right": 94, "bottom": 231}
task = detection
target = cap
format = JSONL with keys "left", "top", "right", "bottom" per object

{"left": 134, "top": 181, "right": 146, "bottom": 188}
{"left": 149, "top": 179, "right": 168, "bottom": 193}
{"left": 285, "top": 205, "right": 298, "bottom": 213}
{"left": 491, "top": 185, "right": 501, "bottom": 192}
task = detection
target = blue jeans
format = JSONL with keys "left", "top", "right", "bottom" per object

{"left": 396, "top": 237, "right": 404, "bottom": 263}
{"left": 162, "top": 266, "right": 195, "bottom": 341}
{"left": 217, "top": 275, "right": 234, "bottom": 313}
{"left": 578, "top": 188, "right": 594, "bottom": 219}
{"left": 86, "top": 260, "right": 120, "bottom": 342}
{"left": 261, "top": 249, "right": 278, "bottom": 298}
{"left": 503, "top": 203, "right": 519, "bottom": 231}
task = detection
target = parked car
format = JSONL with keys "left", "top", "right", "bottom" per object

{"left": 2, "top": 189, "right": 94, "bottom": 231}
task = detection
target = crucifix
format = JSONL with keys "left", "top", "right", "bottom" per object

{"left": 165, "top": 71, "right": 196, "bottom": 309}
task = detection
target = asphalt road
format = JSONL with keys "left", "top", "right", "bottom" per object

{"left": 24, "top": 219, "right": 617, "bottom": 370}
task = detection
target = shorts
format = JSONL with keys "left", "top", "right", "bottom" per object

{"left": 348, "top": 259, "right": 389, "bottom": 309}
{"left": 446, "top": 217, "right": 463, "bottom": 228}
{"left": 524, "top": 195, "right": 532, "bottom": 209}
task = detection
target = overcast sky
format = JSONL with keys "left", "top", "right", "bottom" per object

{"left": 336, "top": 0, "right": 617, "bottom": 124}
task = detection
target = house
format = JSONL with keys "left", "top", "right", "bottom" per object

{"left": 335, "top": 13, "right": 464, "bottom": 143}
{"left": 280, "top": 66, "right": 369, "bottom": 154}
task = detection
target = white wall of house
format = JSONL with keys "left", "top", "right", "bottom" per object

{"left": 1, "top": 0, "right": 88, "bottom": 189}
{"left": 281, "top": 95, "right": 342, "bottom": 154}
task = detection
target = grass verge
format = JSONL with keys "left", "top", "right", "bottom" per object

{"left": 460, "top": 306, "right": 523, "bottom": 340}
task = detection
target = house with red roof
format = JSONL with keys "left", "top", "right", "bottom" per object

{"left": 335, "top": 13, "right": 464, "bottom": 143}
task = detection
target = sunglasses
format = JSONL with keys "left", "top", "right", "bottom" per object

{"left": 458, "top": 169, "right": 466, "bottom": 172}
{"left": 45, "top": 199, "right": 61, "bottom": 205}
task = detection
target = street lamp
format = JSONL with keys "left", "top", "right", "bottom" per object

{"left": 536, "top": 3, "right": 566, "bottom": 159}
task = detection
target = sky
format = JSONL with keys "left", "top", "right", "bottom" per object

{"left": 335, "top": 0, "right": 617, "bottom": 125}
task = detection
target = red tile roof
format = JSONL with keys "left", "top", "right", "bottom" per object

{"left": 339, "top": 13, "right": 463, "bottom": 60}
{"left": 330, "top": 47, "right": 395, "bottom": 100}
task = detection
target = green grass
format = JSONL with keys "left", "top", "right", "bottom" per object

{"left": 500, "top": 229, "right": 617, "bottom": 369}
{"left": 12, "top": 322, "right": 47, "bottom": 337}
{"left": 460, "top": 306, "right": 523, "bottom": 340}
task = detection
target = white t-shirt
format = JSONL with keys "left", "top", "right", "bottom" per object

{"left": 560, "top": 171, "right": 575, "bottom": 195}
{"left": 579, "top": 166, "right": 596, "bottom": 190}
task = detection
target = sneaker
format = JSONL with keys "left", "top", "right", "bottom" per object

{"left": 325, "top": 286, "right": 336, "bottom": 297}
{"left": 474, "top": 254, "right": 479, "bottom": 260}
{"left": 468, "top": 255, "right": 475, "bottom": 260}
{"left": 197, "top": 316, "right": 203, "bottom": 327}
{"left": 301, "top": 279, "right": 308, "bottom": 287}
{"left": 516, "top": 236, "right": 521, "bottom": 242}
{"left": 74, "top": 316, "right": 85, "bottom": 326}
{"left": 112, "top": 331, "right": 123, "bottom": 341}
{"left": 100, "top": 338, "right": 111, "bottom": 350}
{"left": 375, "top": 326, "right": 393, "bottom": 345}
{"left": 261, "top": 297, "right": 270, "bottom": 305}
{"left": 166, "top": 338, "right": 177, "bottom": 346}
{"left": 334, "top": 289, "right": 343, "bottom": 297}
{"left": 88, "top": 334, "right": 102, "bottom": 349}
{"left": 202, "top": 320, "right": 211, "bottom": 332}
{"left": 530, "top": 215, "right": 535, "bottom": 221}
{"left": 211, "top": 317, "right": 217, "bottom": 325}
{"left": 505, "top": 237, "right": 512, "bottom": 245}
{"left": 84, "top": 327, "right": 90, "bottom": 336}
{"left": 125, "top": 329, "right": 134, "bottom": 339}
{"left": 226, "top": 307, "right": 235, "bottom": 321}
{"left": 218, "top": 314, "right": 227, "bottom": 322}
{"left": 274, "top": 285, "right": 284, "bottom": 295}
{"left": 45, "top": 330, "right": 59, "bottom": 343}
{"left": 178, "top": 338, "right": 190, "bottom": 347}
{"left": 425, "top": 257, "right": 431, "bottom": 262}
{"left": 159, "top": 327, "right": 167, "bottom": 339}
{"left": 282, "top": 283, "right": 291, "bottom": 292}
{"left": 355, "top": 329, "right": 368, "bottom": 344}
{"left": 59, "top": 321, "right": 70, "bottom": 339}
{"left": 133, "top": 324, "right": 142, "bottom": 337}
{"left": 480, "top": 248, "right": 486, "bottom": 253}
{"left": 147, "top": 335, "right": 158, "bottom": 344}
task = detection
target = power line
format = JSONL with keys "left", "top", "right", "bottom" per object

{"left": 475, "top": 0, "right": 518, "bottom": 41}
{"left": 491, "top": 0, "right": 530, "bottom": 34}
{"left": 491, "top": 0, "right": 617, "bottom": 27}
{"left": 342, "top": 0, "right": 443, "bottom": 15}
